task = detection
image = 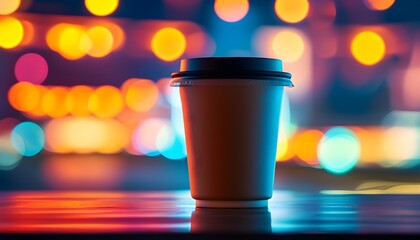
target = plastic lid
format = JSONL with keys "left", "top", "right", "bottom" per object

{"left": 171, "top": 57, "right": 293, "bottom": 87}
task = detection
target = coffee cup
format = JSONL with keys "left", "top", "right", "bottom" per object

{"left": 171, "top": 57, "right": 293, "bottom": 208}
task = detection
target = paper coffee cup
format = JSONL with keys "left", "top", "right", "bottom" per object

{"left": 171, "top": 57, "right": 293, "bottom": 208}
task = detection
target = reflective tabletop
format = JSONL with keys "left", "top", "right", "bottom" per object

{"left": 1, "top": 190, "right": 420, "bottom": 234}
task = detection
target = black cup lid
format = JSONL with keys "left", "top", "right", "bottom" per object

{"left": 171, "top": 57, "right": 293, "bottom": 87}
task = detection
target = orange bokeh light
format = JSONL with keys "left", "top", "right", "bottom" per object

{"left": 275, "top": 0, "right": 310, "bottom": 24}
{"left": 124, "top": 79, "right": 160, "bottom": 112}
{"left": 41, "top": 87, "right": 69, "bottom": 118}
{"left": 353, "top": 127, "right": 384, "bottom": 165}
{"left": 8, "top": 82, "right": 40, "bottom": 112}
{"left": 214, "top": 0, "right": 249, "bottom": 22}
{"left": 364, "top": 0, "right": 395, "bottom": 11}
{"left": 20, "top": 20, "right": 34, "bottom": 46}
{"left": 295, "top": 129, "right": 323, "bottom": 165}
{"left": 151, "top": 27, "right": 186, "bottom": 62}
{"left": 66, "top": 85, "right": 94, "bottom": 116}
{"left": 89, "top": 86, "right": 123, "bottom": 118}
{"left": 25, "top": 85, "right": 48, "bottom": 118}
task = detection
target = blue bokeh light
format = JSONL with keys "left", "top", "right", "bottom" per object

{"left": 318, "top": 127, "right": 360, "bottom": 174}
{"left": 11, "top": 121, "right": 45, "bottom": 157}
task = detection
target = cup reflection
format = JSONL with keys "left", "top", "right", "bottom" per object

{"left": 191, "top": 207, "right": 272, "bottom": 233}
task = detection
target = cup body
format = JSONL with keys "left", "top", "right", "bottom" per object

{"left": 180, "top": 82, "right": 283, "bottom": 205}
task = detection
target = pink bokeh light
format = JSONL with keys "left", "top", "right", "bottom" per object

{"left": 14, "top": 53, "right": 48, "bottom": 84}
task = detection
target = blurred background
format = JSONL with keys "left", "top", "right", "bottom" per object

{"left": 1, "top": 0, "right": 420, "bottom": 192}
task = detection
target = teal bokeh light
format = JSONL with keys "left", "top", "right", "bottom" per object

{"left": 11, "top": 122, "right": 45, "bottom": 157}
{"left": 318, "top": 127, "right": 360, "bottom": 174}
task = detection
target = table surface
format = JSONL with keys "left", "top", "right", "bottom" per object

{"left": 1, "top": 190, "right": 420, "bottom": 234}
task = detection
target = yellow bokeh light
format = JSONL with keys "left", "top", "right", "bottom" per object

{"left": 86, "top": 26, "right": 114, "bottom": 58}
{"left": 85, "top": 0, "right": 119, "bottom": 16}
{"left": 66, "top": 85, "right": 94, "bottom": 116}
{"left": 151, "top": 27, "right": 186, "bottom": 62}
{"left": 275, "top": 0, "right": 309, "bottom": 24}
{"left": 214, "top": 0, "right": 249, "bottom": 22}
{"left": 381, "top": 127, "right": 418, "bottom": 167}
{"left": 0, "top": 17, "right": 23, "bottom": 49}
{"left": 295, "top": 129, "right": 323, "bottom": 165}
{"left": 276, "top": 128, "right": 295, "bottom": 162}
{"left": 41, "top": 87, "right": 70, "bottom": 118}
{"left": 45, "top": 117, "right": 128, "bottom": 154}
{"left": 46, "top": 23, "right": 71, "bottom": 52}
{"left": 364, "top": 0, "right": 395, "bottom": 11}
{"left": 89, "top": 86, "right": 123, "bottom": 118}
{"left": 351, "top": 31, "right": 386, "bottom": 66}
{"left": 8, "top": 82, "right": 40, "bottom": 112}
{"left": 57, "top": 25, "right": 91, "bottom": 60}
{"left": 272, "top": 30, "right": 305, "bottom": 63}
{"left": 125, "top": 79, "right": 160, "bottom": 112}
{"left": 0, "top": 0, "right": 20, "bottom": 15}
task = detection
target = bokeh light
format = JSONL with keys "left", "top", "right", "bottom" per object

{"left": 156, "top": 78, "right": 172, "bottom": 103}
{"left": 8, "top": 82, "right": 41, "bottom": 112}
{"left": 272, "top": 30, "right": 305, "bottom": 62}
{"left": 26, "top": 85, "right": 48, "bottom": 118}
{"left": 20, "top": 20, "right": 34, "bottom": 46}
{"left": 214, "top": 0, "right": 249, "bottom": 22}
{"left": 0, "top": 17, "right": 24, "bottom": 49}
{"left": 364, "top": 0, "right": 395, "bottom": 11}
{"left": 14, "top": 53, "right": 48, "bottom": 84}
{"left": 0, "top": 133, "right": 22, "bottom": 171}
{"left": 381, "top": 127, "right": 418, "bottom": 168}
{"left": 86, "top": 26, "right": 114, "bottom": 58}
{"left": 11, "top": 122, "right": 45, "bottom": 157}
{"left": 66, "top": 85, "right": 94, "bottom": 116}
{"left": 100, "top": 21, "right": 125, "bottom": 51}
{"left": 45, "top": 117, "right": 128, "bottom": 154}
{"left": 353, "top": 127, "right": 384, "bottom": 165}
{"left": 156, "top": 122, "right": 186, "bottom": 160}
{"left": 318, "top": 127, "right": 360, "bottom": 174}
{"left": 84, "top": 0, "right": 119, "bottom": 16}
{"left": 295, "top": 129, "right": 323, "bottom": 165}
{"left": 0, "top": 0, "right": 20, "bottom": 15}
{"left": 89, "top": 85, "right": 123, "bottom": 118}
{"left": 151, "top": 27, "right": 186, "bottom": 62}
{"left": 41, "top": 87, "right": 69, "bottom": 118}
{"left": 124, "top": 79, "right": 160, "bottom": 112}
{"left": 46, "top": 23, "right": 70, "bottom": 52}
{"left": 170, "top": 87, "right": 186, "bottom": 141}
{"left": 275, "top": 0, "right": 310, "bottom": 24}
{"left": 275, "top": 128, "right": 290, "bottom": 162}
{"left": 351, "top": 31, "right": 386, "bottom": 66}
{"left": 133, "top": 118, "right": 167, "bottom": 156}
{"left": 57, "top": 25, "right": 91, "bottom": 60}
